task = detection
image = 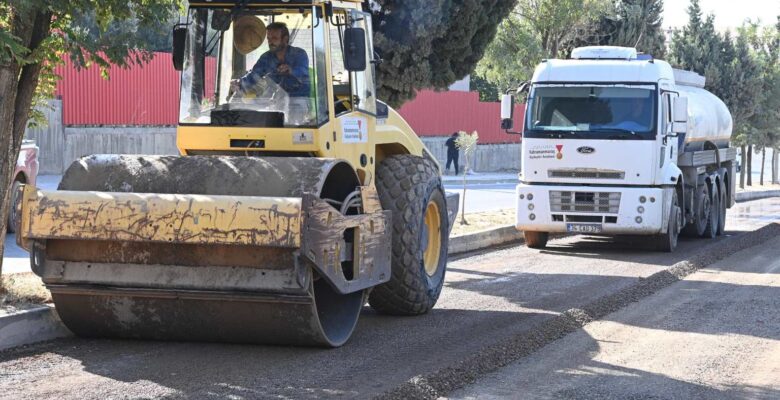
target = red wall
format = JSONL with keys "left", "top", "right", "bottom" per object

{"left": 54, "top": 52, "right": 523, "bottom": 144}
{"left": 55, "top": 53, "right": 180, "bottom": 125}
{"left": 398, "top": 90, "right": 524, "bottom": 144}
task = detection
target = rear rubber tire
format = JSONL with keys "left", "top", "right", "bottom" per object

{"left": 656, "top": 191, "right": 680, "bottom": 252}
{"left": 524, "top": 231, "right": 549, "bottom": 249}
{"left": 717, "top": 185, "right": 727, "bottom": 235}
{"left": 703, "top": 184, "right": 718, "bottom": 239}
{"left": 6, "top": 181, "right": 21, "bottom": 233}
{"left": 369, "top": 155, "right": 449, "bottom": 316}
{"left": 682, "top": 184, "right": 710, "bottom": 237}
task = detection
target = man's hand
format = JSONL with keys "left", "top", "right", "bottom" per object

{"left": 277, "top": 63, "right": 291, "bottom": 75}
{"left": 229, "top": 79, "right": 241, "bottom": 95}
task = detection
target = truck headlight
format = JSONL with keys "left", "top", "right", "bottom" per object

{"left": 635, "top": 216, "right": 643, "bottom": 224}
{"left": 527, "top": 193, "right": 534, "bottom": 201}
{"left": 637, "top": 206, "right": 645, "bottom": 214}
{"left": 639, "top": 196, "right": 647, "bottom": 204}
{"left": 529, "top": 213, "right": 536, "bottom": 220}
{"left": 528, "top": 203, "right": 535, "bottom": 211}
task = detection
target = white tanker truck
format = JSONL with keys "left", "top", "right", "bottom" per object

{"left": 500, "top": 46, "right": 736, "bottom": 252}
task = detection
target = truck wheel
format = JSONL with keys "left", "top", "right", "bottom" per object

{"left": 369, "top": 155, "right": 449, "bottom": 315}
{"left": 6, "top": 181, "right": 21, "bottom": 233}
{"left": 656, "top": 191, "right": 680, "bottom": 252}
{"left": 703, "top": 184, "right": 719, "bottom": 239}
{"left": 524, "top": 231, "right": 549, "bottom": 249}
{"left": 683, "top": 184, "right": 710, "bottom": 237}
{"left": 717, "top": 186, "right": 727, "bottom": 235}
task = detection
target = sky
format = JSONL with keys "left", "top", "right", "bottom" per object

{"left": 664, "top": 0, "right": 780, "bottom": 31}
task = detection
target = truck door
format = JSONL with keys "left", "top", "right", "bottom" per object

{"left": 661, "top": 91, "right": 680, "bottom": 162}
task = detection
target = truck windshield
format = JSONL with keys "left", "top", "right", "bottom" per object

{"left": 525, "top": 86, "right": 656, "bottom": 139}
{"left": 179, "top": 7, "right": 328, "bottom": 128}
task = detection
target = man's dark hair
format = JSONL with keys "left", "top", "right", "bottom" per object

{"left": 267, "top": 22, "right": 290, "bottom": 39}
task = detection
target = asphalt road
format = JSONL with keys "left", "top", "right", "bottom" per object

{"left": 1, "top": 198, "right": 778, "bottom": 399}
{"left": 451, "top": 236, "right": 780, "bottom": 399}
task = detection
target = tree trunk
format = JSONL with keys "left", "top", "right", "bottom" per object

{"left": 773, "top": 147, "right": 779, "bottom": 184}
{"left": 747, "top": 145, "right": 753, "bottom": 186}
{"left": 0, "top": 9, "right": 51, "bottom": 274}
{"left": 760, "top": 147, "right": 766, "bottom": 186}
{"left": 460, "top": 153, "right": 469, "bottom": 225}
{"left": 740, "top": 145, "right": 746, "bottom": 189}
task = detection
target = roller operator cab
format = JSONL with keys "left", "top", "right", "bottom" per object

{"left": 14, "top": 0, "right": 458, "bottom": 347}
{"left": 501, "top": 46, "right": 736, "bottom": 252}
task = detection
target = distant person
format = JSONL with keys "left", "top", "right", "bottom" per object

{"left": 445, "top": 132, "right": 460, "bottom": 175}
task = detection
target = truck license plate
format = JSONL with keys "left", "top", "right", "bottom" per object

{"left": 566, "top": 223, "right": 603, "bottom": 234}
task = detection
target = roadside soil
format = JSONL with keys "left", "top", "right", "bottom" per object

{"left": 450, "top": 208, "right": 514, "bottom": 237}
{"left": 0, "top": 273, "right": 51, "bottom": 315}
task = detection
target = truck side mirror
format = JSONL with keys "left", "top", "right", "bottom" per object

{"left": 672, "top": 96, "right": 688, "bottom": 134}
{"left": 172, "top": 24, "right": 188, "bottom": 71}
{"left": 343, "top": 27, "right": 367, "bottom": 72}
{"left": 501, "top": 94, "right": 515, "bottom": 131}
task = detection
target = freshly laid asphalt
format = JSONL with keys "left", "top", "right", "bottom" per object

{"left": 1, "top": 197, "right": 778, "bottom": 399}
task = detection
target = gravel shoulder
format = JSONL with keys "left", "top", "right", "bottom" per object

{"left": 450, "top": 233, "right": 780, "bottom": 400}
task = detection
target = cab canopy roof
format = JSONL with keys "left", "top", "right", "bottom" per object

{"left": 571, "top": 46, "right": 638, "bottom": 60}
{"left": 532, "top": 46, "right": 675, "bottom": 84}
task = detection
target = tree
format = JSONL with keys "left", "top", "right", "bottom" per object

{"left": 670, "top": 2, "right": 765, "bottom": 188}
{"left": 573, "top": 0, "right": 667, "bottom": 58}
{"left": 476, "top": 0, "right": 608, "bottom": 93}
{"left": 743, "top": 19, "right": 780, "bottom": 186}
{"left": 70, "top": 9, "right": 181, "bottom": 53}
{"left": 371, "top": 0, "right": 516, "bottom": 107}
{"left": 0, "top": 1, "right": 181, "bottom": 273}
{"left": 470, "top": 73, "right": 500, "bottom": 102}
{"left": 455, "top": 130, "right": 479, "bottom": 225}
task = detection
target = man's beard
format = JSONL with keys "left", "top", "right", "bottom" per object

{"left": 270, "top": 43, "right": 286, "bottom": 52}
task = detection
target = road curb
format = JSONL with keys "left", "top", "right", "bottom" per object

{"left": 379, "top": 222, "right": 780, "bottom": 400}
{"left": 449, "top": 225, "right": 523, "bottom": 255}
{"left": 735, "top": 189, "right": 780, "bottom": 203}
{"left": 0, "top": 305, "right": 72, "bottom": 351}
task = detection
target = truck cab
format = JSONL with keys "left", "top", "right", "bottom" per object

{"left": 501, "top": 46, "right": 736, "bottom": 252}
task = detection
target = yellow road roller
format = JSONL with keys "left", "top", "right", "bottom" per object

{"left": 14, "top": 0, "right": 458, "bottom": 347}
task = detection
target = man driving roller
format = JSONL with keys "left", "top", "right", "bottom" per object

{"left": 232, "top": 20, "right": 310, "bottom": 97}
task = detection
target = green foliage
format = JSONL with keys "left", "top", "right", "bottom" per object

{"left": 572, "top": 0, "right": 666, "bottom": 58}
{"left": 670, "top": 0, "right": 769, "bottom": 149}
{"left": 470, "top": 73, "right": 500, "bottom": 102}
{"left": 70, "top": 9, "right": 180, "bottom": 54}
{"left": 742, "top": 19, "right": 780, "bottom": 150}
{"left": 475, "top": 0, "right": 608, "bottom": 93}
{"left": 1, "top": 1, "right": 183, "bottom": 130}
{"left": 371, "top": 0, "right": 516, "bottom": 107}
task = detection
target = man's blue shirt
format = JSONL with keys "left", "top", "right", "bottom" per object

{"left": 240, "top": 46, "right": 310, "bottom": 97}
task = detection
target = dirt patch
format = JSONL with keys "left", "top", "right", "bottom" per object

{"left": 0, "top": 273, "right": 52, "bottom": 314}
{"left": 450, "top": 208, "right": 514, "bottom": 237}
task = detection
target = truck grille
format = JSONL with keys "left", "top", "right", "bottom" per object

{"left": 548, "top": 169, "right": 625, "bottom": 179}
{"left": 549, "top": 191, "right": 621, "bottom": 214}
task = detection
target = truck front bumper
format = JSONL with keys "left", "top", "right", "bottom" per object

{"left": 516, "top": 184, "right": 671, "bottom": 235}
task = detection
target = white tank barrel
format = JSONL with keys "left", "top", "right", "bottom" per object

{"left": 674, "top": 71, "right": 733, "bottom": 151}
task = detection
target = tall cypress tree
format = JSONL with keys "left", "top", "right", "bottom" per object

{"left": 371, "top": 0, "right": 516, "bottom": 107}
{"left": 571, "top": 0, "right": 666, "bottom": 57}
